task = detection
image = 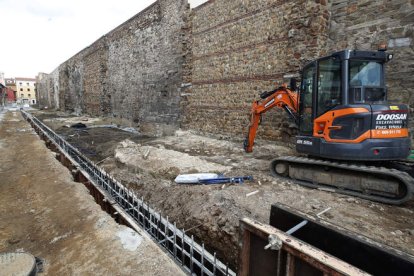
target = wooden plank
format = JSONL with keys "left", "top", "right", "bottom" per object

{"left": 238, "top": 227, "right": 250, "bottom": 276}
{"left": 240, "top": 218, "right": 369, "bottom": 276}
{"left": 286, "top": 253, "right": 295, "bottom": 276}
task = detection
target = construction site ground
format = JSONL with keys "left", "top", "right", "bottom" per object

{"left": 0, "top": 109, "right": 185, "bottom": 275}
{"left": 4, "top": 109, "right": 414, "bottom": 271}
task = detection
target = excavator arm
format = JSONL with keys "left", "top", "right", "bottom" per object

{"left": 244, "top": 84, "right": 298, "bottom": 153}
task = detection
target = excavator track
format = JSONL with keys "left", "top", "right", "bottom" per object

{"left": 270, "top": 156, "right": 414, "bottom": 205}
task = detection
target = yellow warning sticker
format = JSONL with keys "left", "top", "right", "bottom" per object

{"left": 390, "top": 106, "right": 399, "bottom": 110}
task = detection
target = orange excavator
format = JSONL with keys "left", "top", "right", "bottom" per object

{"left": 244, "top": 49, "right": 413, "bottom": 205}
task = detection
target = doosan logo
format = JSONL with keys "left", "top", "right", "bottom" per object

{"left": 376, "top": 114, "right": 407, "bottom": 120}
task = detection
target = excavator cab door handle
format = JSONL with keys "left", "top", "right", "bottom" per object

{"left": 328, "top": 125, "right": 342, "bottom": 130}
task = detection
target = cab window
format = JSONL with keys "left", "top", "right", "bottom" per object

{"left": 349, "top": 61, "right": 383, "bottom": 87}
{"left": 349, "top": 61, "right": 386, "bottom": 103}
{"left": 317, "top": 58, "right": 341, "bottom": 116}
{"left": 299, "top": 64, "right": 315, "bottom": 134}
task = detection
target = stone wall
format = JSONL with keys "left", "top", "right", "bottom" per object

{"left": 37, "top": 0, "right": 189, "bottom": 135}
{"left": 35, "top": 73, "right": 49, "bottom": 108}
{"left": 37, "top": 0, "right": 413, "bottom": 140}
{"left": 83, "top": 39, "right": 109, "bottom": 116}
{"left": 59, "top": 52, "right": 84, "bottom": 114}
{"left": 106, "top": 0, "right": 190, "bottom": 135}
{"left": 183, "top": 0, "right": 330, "bottom": 142}
{"left": 182, "top": 0, "right": 413, "bottom": 142}
{"left": 50, "top": 68, "right": 60, "bottom": 109}
{"left": 36, "top": 69, "right": 59, "bottom": 109}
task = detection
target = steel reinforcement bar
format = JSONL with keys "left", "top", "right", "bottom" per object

{"left": 21, "top": 110, "right": 235, "bottom": 276}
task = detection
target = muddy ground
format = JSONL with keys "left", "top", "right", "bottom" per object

{"left": 34, "top": 110, "right": 414, "bottom": 269}
{"left": 0, "top": 110, "right": 185, "bottom": 275}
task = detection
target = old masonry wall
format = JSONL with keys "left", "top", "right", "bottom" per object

{"left": 38, "top": 0, "right": 190, "bottom": 136}
{"left": 37, "top": 0, "right": 414, "bottom": 141}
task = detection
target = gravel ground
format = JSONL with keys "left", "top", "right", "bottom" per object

{"left": 0, "top": 110, "right": 185, "bottom": 275}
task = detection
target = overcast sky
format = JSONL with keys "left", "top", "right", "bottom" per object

{"left": 0, "top": 0, "right": 207, "bottom": 78}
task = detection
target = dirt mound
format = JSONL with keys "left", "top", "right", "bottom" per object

{"left": 115, "top": 139, "right": 231, "bottom": 177}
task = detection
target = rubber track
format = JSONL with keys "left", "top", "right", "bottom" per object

{"left": 270, "top": 156, "right": 414, "bottom": 205}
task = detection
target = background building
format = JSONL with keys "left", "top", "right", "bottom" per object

{"left": 4, "top": 78, "right": 17, "bottom": 104}
{"left": 5, "top": 78, "right": 17, "bottom": 99}
{"left": 15, "top": 77, "right": 37, "bottom": 105}
{"left": 0, "top": 83, "right": 16, "bottom": 105}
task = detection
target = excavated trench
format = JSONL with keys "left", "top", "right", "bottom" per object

{"left": 32, "top": 112, "right": 254, "bottom": 269}
{"left": 23, "top": 111, "right": 235, "bottom": 275}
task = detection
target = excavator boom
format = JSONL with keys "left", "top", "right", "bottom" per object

{"left": 244, "top": 85, "right": 298, "bottom": 153}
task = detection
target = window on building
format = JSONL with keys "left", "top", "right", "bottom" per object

{"left": 19, "top": 82, "right": 22, "bottom": 85}
{"left": 28, "top": 94, "right": 31, "bottom": 97}
{"left": 27, "top": 82, "right": 29, "bottom": 86}
{"left": 20, "top": 88, "right": 23, "bottom": 91}
{"left": 21, "top": 94, "right": 24, "bottom": 97}
{"left": 27, "top": 88, "right": 30, "bottom": 91}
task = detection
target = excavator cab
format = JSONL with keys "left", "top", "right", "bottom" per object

{"left": 296, "top": 50, "right": 410, "bottom": 160}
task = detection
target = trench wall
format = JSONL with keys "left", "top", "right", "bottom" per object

{"left": 37, "top": 0, "right": 413, "bottom": 141}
